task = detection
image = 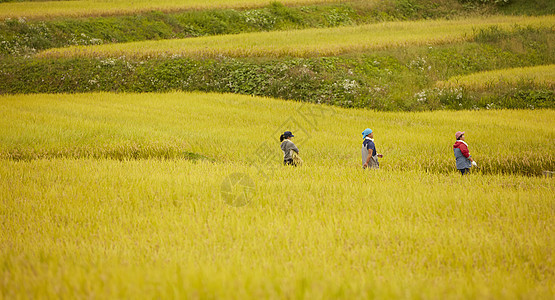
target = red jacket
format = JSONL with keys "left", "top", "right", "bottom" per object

{"left": 453, "top": 141, "right": 470, "bottom": 158}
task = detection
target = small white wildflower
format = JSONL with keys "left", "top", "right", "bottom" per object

{"left": 342, "top": 79, "right": 359, "bottom": 92}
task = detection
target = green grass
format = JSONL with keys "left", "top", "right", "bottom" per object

{"left": 0, "top": 92, "right": 553, "bottom": 298}
{"left": 36, "top": 15, "right": 555, "bottom": 59}
{"left": 0, "top": 0, "right": 346, "bottom": 20}
{"left": 3, "top": 24, "right": 553, "bottom": 110}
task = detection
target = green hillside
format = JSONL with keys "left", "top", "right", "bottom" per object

{"left": 1, "top": 0, "right": 553, "bottom": 110}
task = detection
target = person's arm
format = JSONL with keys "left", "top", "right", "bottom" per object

{"left": 460, "top": 143, "right": 474, "bottom": 162}
{"left": 291, "top": 143, "right": 299, "bottom": 153}
{"left": 363, "top": 148, "right": 373, "bottom": 168}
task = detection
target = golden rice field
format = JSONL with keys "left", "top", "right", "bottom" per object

{"left": 0, "top": 0, "right": 346, "bottom": 20}
{"left": 1, "top": 92, "right": 554, "bottom": 174}
{"left": 1, "top": 92, "right": 554, "bottom": 299}
{"left": 37, "top": 15, "right": 555, "bottom": 59}
{"left": 437, "top": 64, "right": 555, "bottom": 90}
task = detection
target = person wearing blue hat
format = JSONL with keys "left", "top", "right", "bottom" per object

{"left": 362, "top": 128, "right": 383, "bottom": 169}
{"left": 280, "top": 131, "right": 300, "bottom": 166}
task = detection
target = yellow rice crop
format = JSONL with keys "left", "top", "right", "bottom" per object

{"left": 437, "top": 64, "right": 555, "bottom": 89}
{"left": 0, "top": 0, "right": 346, "bottom": 20}
{"left": 1, "top": 158, "right": 554, "bottom": 299}
{"left": 37, "top": 15, "right": 555, "bottom": 59}
{"left": 1, "top": 92, "right": 553, "bottom": 174}
{"left": 1, "top": 91, "right": 554, "bottom": 299}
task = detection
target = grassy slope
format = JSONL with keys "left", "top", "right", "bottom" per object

{"left": 1, "top": 1, "right": 552, "bottom": 111}
{"left": 2, "top": 22, "right": 550, "bottom": 110}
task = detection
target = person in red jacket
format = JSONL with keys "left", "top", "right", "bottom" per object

{"left": 453, "top": 131, "right": 477, "bottom": 175}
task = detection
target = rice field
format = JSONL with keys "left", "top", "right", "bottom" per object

{"left": 437, "top": 64, "right": 555, "bottom": 90}
{"left": 1, "top": 92, "right": 553, "bottom": 174}
{"left": 2, "top": 0, "right": 555, "bottom": 296}
{"left": 0, "top": 0, "right": 346, "bottom": 20}
{"left": 1, "top": 91, "right": 554, "bottom": 299}
{"left": 36, "top": 15, "right": 555, "bottom": 59}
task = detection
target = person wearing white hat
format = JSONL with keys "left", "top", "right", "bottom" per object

{"left": 453, "top": 131, "right": 477, "bottom": 175}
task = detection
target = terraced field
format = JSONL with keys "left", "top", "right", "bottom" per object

{"left": 0, "top": 0, "right": 346, "bottom": 19}
{"left": 1, "top": 0, "right": 554, "bottom": 299}
{"left": 38, "top": 15, "right": 554, "bottom": 59}
{"left": 437, "top": 64, "right": 555, "bottom": 89}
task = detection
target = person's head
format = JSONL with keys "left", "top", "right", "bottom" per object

{"left": 455, "top": 131, "right": 465, "bottom": 141}
{"left": 362, "top": 128, "right": 373, "bottom": 139}
{"left": 280, "top": 131, "right": 294, "bottom": 142}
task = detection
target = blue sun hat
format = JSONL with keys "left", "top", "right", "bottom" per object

{"left": 362, "top": 128, "right": 373, "bottom": 139}
{"left": 283, "top": 131, "right": 294, "bottom": 138}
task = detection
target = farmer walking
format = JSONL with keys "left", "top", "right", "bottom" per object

{"left": 453, "top": 131, "right": 477, "bottom": 175}
{"left": 280, "top": 131, "right": 301, "bottom": 166}
{"left": 362, "top": 128, "right": 383, "bottom": 169}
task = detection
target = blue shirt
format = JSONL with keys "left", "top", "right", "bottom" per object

{"left": 363, "top": 138, "right": 377, "bottom": 155}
